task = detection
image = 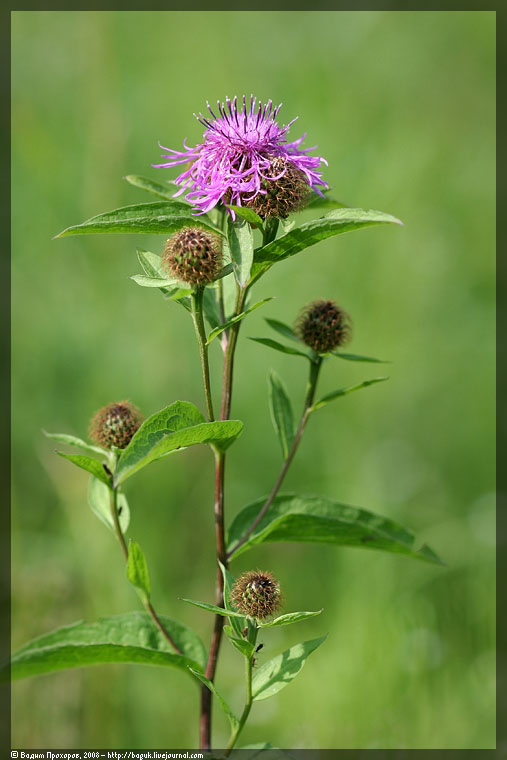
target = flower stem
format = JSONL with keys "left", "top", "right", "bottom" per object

{"left": 227, "top": 356, "right": 323, "bottom": 560}
{"left": 199, "top": 283, "right": 248, "bottom": 751}
{"left": 191, "top": 287, "right": 215, "bottom": 422}
{"left": 224, "top": 625, "right": 258, "bottom": 755}
{"left": 108, "top": 484, "right": 183, "bottom": 655}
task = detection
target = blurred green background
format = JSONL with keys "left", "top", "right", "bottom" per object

{"left": 11, "top": 10, "right": 495, "bottom": 750}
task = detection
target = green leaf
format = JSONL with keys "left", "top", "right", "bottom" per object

{"left": 265, "top": 318, "right": 301, "bottom": 344}
{"left": 226, "top": 205, "right": 264, "bottom": 228}
{"left": 227, "top": 493, "right": 444, "bottom": 565}
{"left": 137, "top": 248, "right": 166, "bottom": 279}
{"left": 165, "top": 287, "right": 194, "bottom": 301}
{"left": 7, "top": 611, "right": 207, "bottom": 682}
{"left": 55, "top": 202, "right": 223, "bottom": 238}
{"left": 268, "top": 370, "right": 295, "bottom": 459}
{"left": 124, "top": 174, "right": 178, "bottom": 200}
{"left": 223, "top": 626, "right": 255, "bottom": 658}
{"left": 334, "top": 352, "right": 390, "bottom": 364}
{"left": 127, "top": 540, "right": 151, "bottom": 604}
{"left": 228, "top": 217, "right": 254, "bottom": 286}
{"left": 250, "top": 207, "right": 403, "bottom": 283}
{"left": 219, "top": 562, "right": 247, "bottom": 639}
{"left": 114, "top": 401, "right": 243, "bottom": 485}
{"left": 130, "top": 274, "right": 180, "bottom": 288}
{"left": 43, "top": 430, "right": 107, "bottom": 458}
{"left": 179, "top": 598, "right": 245, "bottom": 619}
{"left": 258, "top": 610, "right": 323, "bottom": 628}
{"left": 188, "top": 668, "right": 239, "bottom": 731}
{"left": 248, "top": 337, "right": 310, "bottom": 358}
{"left": 206, "top": 298, "right": 273, "bottom": 345}
{"left": 252, "top": 635, "right": 327, "bottom": 701}
{"left": 87, "top": 477, "right": 130, "bottom": 534}
{"left": 57, "top": 452, "right": 111, "bottom": 487}
{"left": 311, "top": 377, "right": 388, "bottom": 411}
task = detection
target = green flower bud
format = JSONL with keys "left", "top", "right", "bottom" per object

{"left": 230, "top": 570, "right": 282, "bottom": 620}
{"left": 296, "top": 299, "right": 351, "bottom": 353}
{"left": 89, "top": 401, "right": 142, "bottom": 450}
{"left": 162, "top": 227, "right": 222, "bottom": 286}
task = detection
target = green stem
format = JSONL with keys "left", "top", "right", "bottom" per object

{"left": 108, "top": 484, "right": 183, "bottom": 655}
{"left": 191, "top": 287, "right": 215, "bottom": 421}
{"left": 227, "top": 356, "right": 323, "bottom": 560}
{"left": 225, "top": 625, "right": 258, "bottom": 755}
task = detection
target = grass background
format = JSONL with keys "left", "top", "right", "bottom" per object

{"left": 11, "top": 10, "right": 495, "bottom": 749}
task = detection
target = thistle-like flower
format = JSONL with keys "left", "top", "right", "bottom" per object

{"left": 154, "top": 95, "right": 328, "bottom": 217}
{"left": 89, "top": 401, "right": 142, "bottom": 450}
{"left": 162, "top": 227, "right": 222, "bottom": 286}
{"left": 230, "top": 570, "right": 282, "bottom": 620}
{"left": 296, "top": 299, "right": 351, "bottom": 353}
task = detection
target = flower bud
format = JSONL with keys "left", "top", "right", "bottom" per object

{"left": 244, "top": 156, "right": 310, "bottom": 220}
{"left": 162, "top": 227, "right": 222, "bottom": 286}
{"left": 230, "top": 570, "right": 282, "bottom": 620}
{"left": 296, "top": 299, "right": 351, "bottom": 353}
{"left": 89, "top": 401, "right": 142, "bottom": 450}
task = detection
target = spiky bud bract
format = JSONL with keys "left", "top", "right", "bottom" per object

{"left": 89, "top": 401, "right": 142, "bottom": 450}
{"left": 296, "top": 299, "right": 351, "bottom": 353}
{"left": 230, "top": 570, "right": 282, "bottom": 620}
{"left": 162, "top": 227, "right": 222, "bottom": 286}
{"left": 244, "top": 156, "right": 310, "bottom": 220}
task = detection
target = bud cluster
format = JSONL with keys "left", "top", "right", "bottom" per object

{"left": 89, "top": 401, "right": 142, "bottom": 450}
{"left": 230, "top": 570, "right": 282, "bottom": 620}
{"left": 296, "top": 299, "right": 351, "bottom": 353}
{"left": 162, "top": 227, "right": 222, "bottom": 286}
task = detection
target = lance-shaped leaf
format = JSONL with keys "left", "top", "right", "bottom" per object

{"left": 249, "top": 207, "right": 402, "bottom": 283}
{"left": 311, "top": 377, "right": 388, "bottom": 411}
{"left": 57, "top": 452, "right": 111, "bottom": 488}
{"left": 265, "top": 318, "right": 301, "bottom": 344}
{"left": 203, "top": 288, "right": 221, "bottom": 329}
{"left": 130, "top": 274, "right": 181, "bottom": 288}
{"left": 188, "top": 668, "right": 239, "bottom": 731}
{"left": 114, "top": 401, "right": 243, "bottom": 485}
{"left": 43, "top": 430, "right": 107, "bottom": 458}
{"left": 6, "top": 612, "right": 207, "bottom": 682}
{"left": 268, "top": 370, "right": 295, "bottom": 459}
{"left": 55, "top": 202, "right": 223, "bottom": 238}
{"left": 127, "top": 541, "right": 151, "bottom": 604}
{"left": 228, "top": 216, "right": 254, "bottom": 286}
{"left": 334, "top": 352, "right": 390, "bottom": 364}
{"left": 219, "top": 561, "right": 247, "bottom": 639}
{"left": 87, "top": 477, "right": 130, "bottom": 534}
{"left": 227, "top": 493, "right": 443, "bottom": 565}
{"left": 248, "top": 337, "right": 310, "bottom": 358}
{"left": 252, "top": 635, "right": 327, "bottom": 701}
{"left": 258, "top": 610, "right": 323, "bottom": 628}
{"left": 137, "top": 248, "right": 166, "bottom": 279}
{"left": 226, "top": 204, "right": 264, "bottom": 228}
{"left": 179, "top": 598, "right": 245, "bottom": 618}
{"left": 125, "top": 174, "right": 178, "bottom": 200}
{"left": 206, "top": 298, "right": 273, "bottom": 345}
{"left": 223, "top": 626, "right": 255, "bottom": 658}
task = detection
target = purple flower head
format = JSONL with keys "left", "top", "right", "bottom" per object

{"left": 153, "top": 95, "right": 328, "bottom": 217}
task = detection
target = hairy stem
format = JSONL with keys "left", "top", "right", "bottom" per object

{"left": 108, "top": 485, "right": 183, "bottom": 655}
{"left": 191, "top": 288, "right": 215, "bottom": 421}
{"left": 227, "top": 357, "right": 322, "bottom": 560}
{"left": 200, "top": 284, "right": 248, "bottom": 751}
{"left": 225, "top": 625, "right": 258, "bottom": 755}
